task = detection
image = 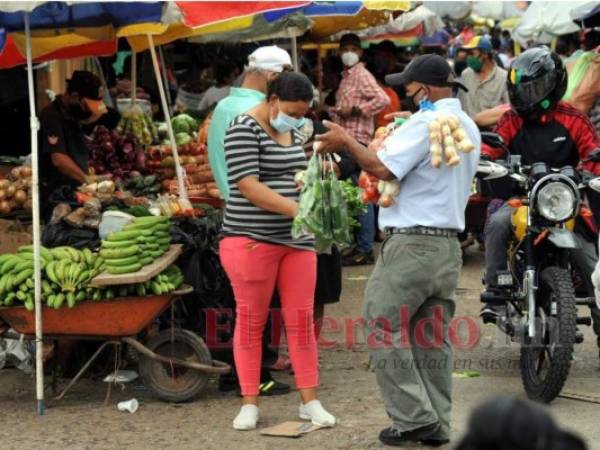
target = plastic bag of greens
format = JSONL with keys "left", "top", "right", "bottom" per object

{"left": 325, "top": 156, "right": 352, "bottom": 244}
{"left": 292, "top": 152, "right": 323, "bottom": 238}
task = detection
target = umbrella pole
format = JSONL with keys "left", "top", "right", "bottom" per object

{"left": 158, "top": 46, "right": 172, "bottom": 116}
{"left": 291, "top": 35, "right": 299, "bottom": 71}
{"left": 131, "top": 51, "right": 137, "bottom": 106}
{"left": 147, "top": 34, "right": 187, "bottom": 200}
{"left": 24, "top": 11, "right": 45, "bottom": 416}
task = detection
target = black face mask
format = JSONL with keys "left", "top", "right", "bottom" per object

{"left": 454, "top": 60, "right": 467, "bottom": 76}
{"left": 405, "top": 87, "right": 426, "bottom": 113}
{"left": 69, "top": 102, "right": 92, "bottom": 121}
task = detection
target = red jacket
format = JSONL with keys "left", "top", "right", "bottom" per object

{"left": 483, "top": 101, "right": 600, "bottom": 175}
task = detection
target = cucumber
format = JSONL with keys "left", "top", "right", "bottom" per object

{"left": 99, "top": 245, "right": 140, "bottom": 260}
{"left": 106, "top": 263, "right": 142, "bottom": 274}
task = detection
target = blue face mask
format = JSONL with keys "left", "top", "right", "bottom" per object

{"left": 270, "top": 101, "right": 305, "bottom": 133}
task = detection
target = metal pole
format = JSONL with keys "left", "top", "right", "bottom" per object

{"left": 24, "top": 12, "right": 45, "bottom": 416}
{"left": 131, "top": 51, "right": 137, "bottom": 105}
{"left": 158, "top": 46, "right": 172, "bottom": 115}
{"left": 290, "top": 34, "right": 299, "bottom": 71}
{"left": 147, "top": 34, "right": 187, "bottom": 200}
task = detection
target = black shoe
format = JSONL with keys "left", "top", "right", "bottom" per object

{"left": 420, "top": 438, "right": 450, "bottom": 447}
{"left": 218, "top": 373, "right": 239, "bottom": 392}
{"left": 259, "top": 379, "right": 291, "bottom": 396}
{"left": 379, "top": 423, "right": 440, "bottom": 446}
{"left": 480, "top": 303, "right": 504, "bottom": 324}
{"left": 342, "top": 251, "right": 374, "bottom": 266}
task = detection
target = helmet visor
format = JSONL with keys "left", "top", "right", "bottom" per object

{"left": 508, "top": 71, "right": 557, "bottom": 111}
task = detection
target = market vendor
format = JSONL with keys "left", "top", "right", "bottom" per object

{"left": 38, "top": 70, "right": 107, "bottom": 218}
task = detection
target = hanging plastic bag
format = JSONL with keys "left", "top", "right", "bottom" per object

{"left": 293, "top": 154, "right": 352, "bottom": 251}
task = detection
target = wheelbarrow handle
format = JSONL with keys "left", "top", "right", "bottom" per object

{"left": 122, "top": 337, "right": 231, "bottom": 375}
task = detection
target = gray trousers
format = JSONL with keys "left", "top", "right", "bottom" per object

{"left": 485, "top": 204, "right": 600, "bottom": 337}
{"left": 363, "top": 234, "right": 462, "bottom": 439}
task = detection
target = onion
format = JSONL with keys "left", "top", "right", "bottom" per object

{"left": 23, "top": 199, "right": 32, "bottom": 212}
{"left": 20, "top": 166, "right": 32, "bottom": 178}
{"left": 0, "top": 190, "right": 5, "bottom": 200}
{"left": 0, "top": 200, "right": 11, "bottom": 214}
{"left": 0, "top": 180, "right": 9, "bottom": 190}
{"left": 14, "top": 190, "right": 27, "bottom": 204}
{"left": 10, "top": 167, "right": 20, "bottom": 179}
{"left": 6, "top": 184, "right": 15, "bottom": 197}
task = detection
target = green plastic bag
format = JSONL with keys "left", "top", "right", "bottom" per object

{"left": 292, "top": 154, "right": 352, "bottom": 251}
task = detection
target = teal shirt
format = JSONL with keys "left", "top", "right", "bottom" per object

{"left": 207, "top": 87, "right": 266, "bottom": 201}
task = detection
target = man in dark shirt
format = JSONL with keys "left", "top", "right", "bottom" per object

{"left": 39, "top": 70, "right": 106, "bottom": 217}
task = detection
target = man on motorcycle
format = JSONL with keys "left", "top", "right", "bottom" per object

{"left": 481, "top": 47, "right": 600, "bottom": 348}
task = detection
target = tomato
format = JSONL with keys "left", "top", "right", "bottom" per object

{"left": 358, "top": 171, "right": 371, "bottom": 188}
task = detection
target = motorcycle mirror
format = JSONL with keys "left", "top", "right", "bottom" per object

{"left": 587, "top": 148, "right": 600, "bottom": 163}
{"left": 588, "top": 177, "right": 600, "bottom": 193}
{"left": 477, "top": 160, "right": 509, "bottom": 180}
{"left": 481, "top": 132, "right": 505, "bottom": 149}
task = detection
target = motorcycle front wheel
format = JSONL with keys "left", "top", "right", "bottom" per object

{"left": 520, "top": 267, "right": 577, "bottom": 403}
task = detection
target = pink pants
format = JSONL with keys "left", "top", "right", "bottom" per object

{"left": 219, "top": 236, "right": 319, "bottom": 396}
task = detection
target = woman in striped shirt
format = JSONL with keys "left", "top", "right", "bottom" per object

{"left": 220, "top": 72, "right": 336, "bottom": 430}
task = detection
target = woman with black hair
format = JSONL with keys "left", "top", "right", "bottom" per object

{"left": 220, "top": 72, "right": 336, "bottom": 430}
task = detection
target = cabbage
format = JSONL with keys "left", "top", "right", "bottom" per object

{"left": 175, "top": 132, "right": 192, "bottom": 147}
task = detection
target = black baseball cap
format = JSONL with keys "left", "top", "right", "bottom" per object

{"left": 340, "top": 33, "right": 362, "bottom": 49}
{"left": 66, "top": 70, "right": 103, "bottom": 100}
{"left": 386, "top": 54, "right": 468, "bottom": 92}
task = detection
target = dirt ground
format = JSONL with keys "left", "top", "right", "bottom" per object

{"left": 1, "top": 248, "right": 600, "bottom": 450}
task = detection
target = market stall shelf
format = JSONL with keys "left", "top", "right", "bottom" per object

{"left": 91, "top": 244, "right": 183, "bottom": 287}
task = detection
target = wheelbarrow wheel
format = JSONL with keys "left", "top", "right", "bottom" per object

{"left": 139, "top": 329, "right": 212, "bottom": 403}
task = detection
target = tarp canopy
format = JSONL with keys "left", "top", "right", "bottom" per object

{"left": 513, "top": 0, "right": 592, "bottom": 46}
{"left": 571, "top": 2, "right": 600, "bottom": 28}
{"left": 472, "top": 1, "right": 527, "bottom": 21}
{"left": 422, "top": 1, "right": 471, "bottom": 20}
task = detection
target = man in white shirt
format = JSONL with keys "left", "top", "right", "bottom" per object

{"left": 317, "top": 54, "right": 481, "bottom": 447}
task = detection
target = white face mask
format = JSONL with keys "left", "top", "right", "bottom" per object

{"left": 341, "top": 51, "right": 360, "bottom": 67}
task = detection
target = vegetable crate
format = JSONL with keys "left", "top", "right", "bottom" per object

{"left": 0, "top": 286, "right": 230, "bottom": 403}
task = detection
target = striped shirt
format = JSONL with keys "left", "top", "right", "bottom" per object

{"left": 222, "top": 115, "right": 314, "bottom": 250}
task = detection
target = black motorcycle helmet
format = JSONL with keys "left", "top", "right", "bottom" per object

{"left": 507, "top": 46, "right": 567, "bottom": 119}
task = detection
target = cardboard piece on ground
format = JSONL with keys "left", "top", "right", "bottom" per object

{"left": 0, "top": 219, "right": 33, "bottom": 254}
{"left": 260, "top": 421, "right": 324, "bottom": 438}
{"left": 91, "top": 244, "right": 183, "bottom": 286}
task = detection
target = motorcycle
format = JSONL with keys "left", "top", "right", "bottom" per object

{"left": 478, "top": 132, "right": 600, "bottom": 403}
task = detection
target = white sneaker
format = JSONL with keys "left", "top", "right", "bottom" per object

{"left": 233, "top": 404, "right": 259, "bottom": 430}
{"left": 299, "top": 400, "right": 337, "bottom": 427}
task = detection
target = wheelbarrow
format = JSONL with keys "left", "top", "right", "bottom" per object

{"left": 0, "top": 285, "right": 230, "bottom": 403}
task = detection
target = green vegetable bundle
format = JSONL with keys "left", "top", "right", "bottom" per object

{"left": 339, "top": 180, "right": 368, "bottom": 230}
{"left": 101, "top": 215, "right": 172, "bottom": 274}
{"left": 292, "top": 155, "right": 353, "bottom": 252}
